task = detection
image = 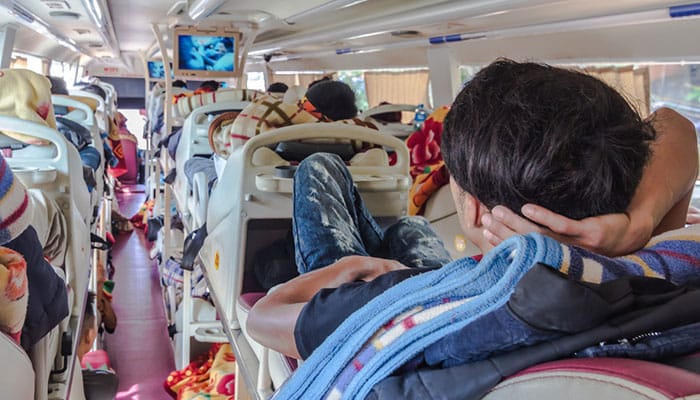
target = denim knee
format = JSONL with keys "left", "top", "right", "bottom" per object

{"left": 383, "top": 216, "right": 452, "bottom": 269}
{"left": 296, "top": 153, "right": 349, "bottom": 186}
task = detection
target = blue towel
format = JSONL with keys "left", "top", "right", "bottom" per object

{"left": 275, "top": 233, "right": 562, "bottom": 399}
{"left": 275, "top": 225, "right": 700, "bottom": 399}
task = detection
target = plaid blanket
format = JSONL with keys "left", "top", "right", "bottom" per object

{"left": 174, "top": 88, "right": 262, "bottom": 119}
{"left": 213, "top": 94, "right": 378, "bottom": 158}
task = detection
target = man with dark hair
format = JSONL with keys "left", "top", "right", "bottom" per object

{"left": 248, "top": 59, "right": 697, "bottom": 360}
{"left": 172, "top": 79, "right": 188, "bottom": 89}
{"left": 267, "top": 82, "right": 289, "bottom": 94}
{"left": 47, "top": 75, "right": 69, "bottom": 95}
{"left": 196, "top": 80, "right": 220, "bottom": 93}
{"left": 308, "top": 76, "right": 331, "bottom": 88}
{"left": 303, "top": 80, "right": 358, "bottom": 121}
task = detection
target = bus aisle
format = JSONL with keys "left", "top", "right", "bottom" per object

{"left": 104, "top": 184, "right": 175, "bottom": 400}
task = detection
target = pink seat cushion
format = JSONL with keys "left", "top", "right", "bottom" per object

{"left": 81, "top": 349, "right": 112, "bottom": 371}
{"left": 510, "top": 358, "right": 700, "bottom": 397}
{"left": 238, "top": 292, "right": 266, "bottom": 312}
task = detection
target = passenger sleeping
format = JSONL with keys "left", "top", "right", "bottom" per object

{"left": 247, "top": 60, "right": 700, "bottom": 398}
{"left": 0, "top": 152, "right": 68, "bottom": 352}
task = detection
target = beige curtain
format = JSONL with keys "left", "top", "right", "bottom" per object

{"left": 584, "top": 66, "right": 650, "bottom": 117}
{"left": 270, "top": 73, "right": 298, "bottom": 88}
{"left": 10, "top": 56, "right": 27, "bottom": 69}
{"left": 270, "top": 73, "right": 336, "bottom": 91}
{"left": 364, "top": 70, "right": 429, "bottom": 108}
{"left": 298, "top": 73, "right": 334, "bottom": 89}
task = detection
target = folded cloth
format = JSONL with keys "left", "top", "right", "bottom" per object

{"left": 167, "top": 128, "right": 182, "bottom": 161}
{"left": 79, "top": 146, "right": 102, "bottom": 172}
{"left": 0, "top": 247, "right": 27, "bottom": 345}
{"left": 184, "top": 157, "right": 217, "bottom": 191}
{"left": 56, "top": 116, "right": 91, "bottom": 150}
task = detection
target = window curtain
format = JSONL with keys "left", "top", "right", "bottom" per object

{"left": 298, "top": 73, "right": 334, "bottom": 89}
{"left": 364, "top": 70, "right": 429, "bottom": 108}
{"left": 584, "top": 66, "right": 650, "bottom": 117}
{"left": 270, "top": 73, "right": 335, "bottom": 91}
{"left": 270, "top": 74, "right": 298, "bottom": 88}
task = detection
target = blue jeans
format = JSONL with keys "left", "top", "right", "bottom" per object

{"left": 292, "top": 153, "right": 452, "bottom": 274}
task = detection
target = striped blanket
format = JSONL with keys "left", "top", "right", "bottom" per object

{"left": 274, "top": 224, "right": 700, "bottom": 399}
{"left": 173, "top": 88, "right": 262, "bottom": 120}
{"left": 212, "top": 94, "right": 378, "bottom": 158}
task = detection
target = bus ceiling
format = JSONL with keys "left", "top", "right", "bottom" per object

{"left": 1, "top": 1, "right": 700, "bottom": 73}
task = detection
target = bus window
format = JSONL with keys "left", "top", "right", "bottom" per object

{"left": 650, "top": 64, "right": 700, "bottom": 133}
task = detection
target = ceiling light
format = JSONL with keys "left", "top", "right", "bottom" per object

{"left": 338, "top": 0, "right": 368, "bottom": 9}
{"left": 188, "top": 0, "right": 227, "bottom": 21}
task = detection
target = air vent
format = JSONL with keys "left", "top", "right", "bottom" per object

{"left": 74, "top": 28, "right": 91, "bottom": 35}
{"left": 88, "top": 43, "right": 103, "bottom": 48}
{"left": 41, "top": 1, "right": 71, "bottom": 11}
{"left": 49, "top": 11, "right": 81, "bottom": 19}
{"left": 390, "top": 30, "right": 421, "bottom": 38}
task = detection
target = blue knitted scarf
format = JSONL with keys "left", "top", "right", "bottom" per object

{"left": 274, "top": 233, "right": 563, "bottom": 399}
{"left": 275, "top": 226, "right": 700, "bottom": 399}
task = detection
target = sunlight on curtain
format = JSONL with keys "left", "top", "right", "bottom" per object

{"left": 585, "top": 66, "right": 650, "bottom": 116}
{"left": 364, "top": 70, "right": 429, "bottom": 108}
{"left": 270, "top": 73, "right": 297, "bottom": 88}
{"left": 270, "top": 73, "right": 333, "bottom": 90}
{"left": 298, "top": 73, "right": 333, "bottom": 89}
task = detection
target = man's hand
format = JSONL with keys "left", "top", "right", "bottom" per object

{"left": 687, "top": 206, "right": 700, "bottom": 225}
{"left": 482, "top": 204, "right": 643, "bottom": 257}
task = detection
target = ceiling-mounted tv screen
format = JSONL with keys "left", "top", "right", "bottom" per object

{"left": 147, "top": 60, "right": 173, "bottom": 80}
{"left": 173, "top": 26, "right": 241, "bottom": 80}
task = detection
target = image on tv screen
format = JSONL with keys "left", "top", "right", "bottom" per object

{"left": 148, "top": 61, "right": 174, "bottom": 79}
{"left": 148, "top": 61, "right": 165, "bottom": 79}
{"left": 178, "top": 35, "right": 235, "bottom": 72}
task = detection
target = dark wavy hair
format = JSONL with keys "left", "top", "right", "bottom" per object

{"left": 442, "top": 59, "right": 655, "bottom": 220}
{"left": 305, "top": 80, "right": 358, "bottom": 121}
{"left": 267, "top": 82, "right": 289, "bottom": 93}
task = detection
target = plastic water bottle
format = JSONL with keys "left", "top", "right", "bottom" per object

{"left": 413, "top": 104, "right": 428, "bottom": 131}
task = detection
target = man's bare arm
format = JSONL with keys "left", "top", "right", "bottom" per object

{"left": 247, "top": 256, "right": 407, "bottom": 359}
